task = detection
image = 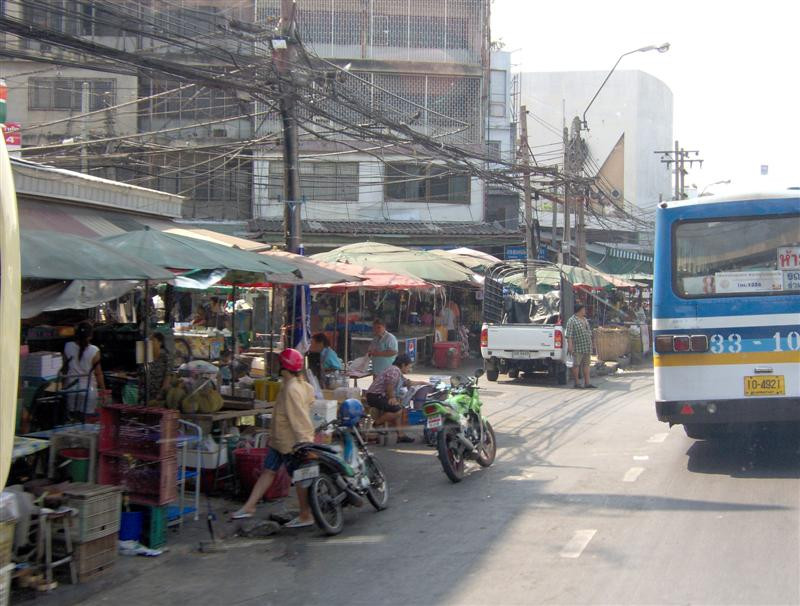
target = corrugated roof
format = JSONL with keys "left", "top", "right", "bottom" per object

{"left": 249, "top": 218, "right": 517, "bottom": 237}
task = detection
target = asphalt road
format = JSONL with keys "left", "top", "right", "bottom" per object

{"left": 67, "top": 365, "right": 800, "bottom": 606}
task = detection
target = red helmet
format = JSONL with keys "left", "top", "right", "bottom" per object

{"left": 278, "top": 348, "right": 304, "bottom": 372}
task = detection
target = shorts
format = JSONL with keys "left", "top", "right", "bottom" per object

{"left": 572, "top": 352, "right": 591, "bottom": 367}
{"left": 264, "top": 448, "right": 296, "bottom": 473}
{"left": 366, "top": 392, "right": 402, "bottom": 413}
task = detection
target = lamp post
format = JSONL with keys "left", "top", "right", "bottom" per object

{"left": 581, "top": 43, "right": 670, "bottom": 129}
{"left": 564, "top": 42, "right": 669, "bottom": 268}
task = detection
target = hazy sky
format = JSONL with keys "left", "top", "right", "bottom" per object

{"left": 491, "top": 0, "right": 800, "bottom": 193}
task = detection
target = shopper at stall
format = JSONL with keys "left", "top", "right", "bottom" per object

{"left": 565, "top": 304, "right": 596, "bottom": 389}
{"left": 63, "top": 320, "right": 107, "bottom": 415}
{"left": 311, "top": 333, "right": 343, "bottom": 371}
{"left": 232, "top": 348, "right": 315, "bottom": 527}
{"left": 366, "top": 354, "right": 426, "bottom": 443}
{"left": 139, "top": 332, "right": 171, "bottom": 403}
{"left": 367, "top": 318, "right": 398, "bottom": 376}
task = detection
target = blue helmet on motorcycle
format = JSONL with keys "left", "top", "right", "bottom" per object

{"left": 340, "top": 398, "right": 364, "bottom": 427}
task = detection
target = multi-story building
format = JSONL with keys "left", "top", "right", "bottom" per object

{"left": 249, "top": 0, "right": 519, "bottom": 250}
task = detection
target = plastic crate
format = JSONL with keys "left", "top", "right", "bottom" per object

{"left": 140, "top": 505, "right": 167, "bottom": 549}
{"left": 99, "top": 454, "right": 177, "bottom": 506}
{"left": 74, "top": 532, "right": 117, "bottom": 583}
{"left": 0, "top": 521, "right": 13, "bottom": 568}
{"left": 234, "top": 448, "right": 290, "bottom": 500}
{"left": 100, "top": 405, "right": 179, "bottom": 460}
{"left": 407, "top": 409, "right": 425, "bottom": 425}
{"left": 63, "top": 483, "right": 121, "bottom": 543}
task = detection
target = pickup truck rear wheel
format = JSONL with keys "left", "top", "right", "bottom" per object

{"left": 556, "top": 363, "right": 567, "bottom": 385}
{"left": 508, "top": 367, "right": 519, "bottom": 379}
{"left": 486, "top": 369, "right": 499, "bottom": 382}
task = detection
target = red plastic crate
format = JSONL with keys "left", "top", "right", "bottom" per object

{"left": 234, "top": 448, "right": 290, "bottom": 501}
{"left": 100, "top": 405, "right": 178, "bottom": 460}
{"left": 99, "top": 453, "right": 177, "bottom": 506}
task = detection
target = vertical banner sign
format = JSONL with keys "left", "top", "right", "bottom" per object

{"left": 0, "top": 78, "right": 6, "bottom": 125}
{"left": 1, "top": 123, "right": 21, "bottom": 154}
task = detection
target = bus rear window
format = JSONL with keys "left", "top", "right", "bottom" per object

{"left": 673, "top": 214, "right": 800, "bottom": 298}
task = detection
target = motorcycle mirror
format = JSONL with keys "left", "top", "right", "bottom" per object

{"left": 474, "top": 368, "right": 485, "bottom": 379}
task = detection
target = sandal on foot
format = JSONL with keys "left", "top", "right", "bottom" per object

{"left": 231, "top": 509, "right": 254, "bottom": 520}
{"left": 284, "top": 517, "right": 314, "bottom": 528}
{"left": 584, "top": 384, "right": 597, "bottom": 389}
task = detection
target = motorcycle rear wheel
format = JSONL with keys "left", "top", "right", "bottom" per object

{"left": 437, "top": 425, "right": 466, "bottom": 483}
{"left": 365, "top": 456, "right": 389, "bottom": 511}
{"left": 309, "top": 475, "right": 344, "bottom": 535}
{"left": 476, "top": 420, "right": 497, "bottom": 467}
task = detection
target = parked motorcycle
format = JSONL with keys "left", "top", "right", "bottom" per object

{"left": 422, "top": 369, "right": 496, "bottom": 482}
{"left": 290, "top": 399, "right": 389, "bottom": 535}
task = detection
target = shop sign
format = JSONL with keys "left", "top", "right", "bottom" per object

{"left": 505, "top": 245, "right": 526, "bottom": 261}
{"left": 1, "top": 121, "right": 20, "bottom": 149}
{"left": 783, "top": 270, "right": 800, "bottom": 291}
{"left": 406, "top": 338, "right": 417, "bottom": 362}
{"left": 715, "top": 270, "right": 783, "bottom": 294}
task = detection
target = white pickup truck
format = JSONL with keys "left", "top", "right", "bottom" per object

{"left": 480, "top": 262, "right": 574, "bottom": 384}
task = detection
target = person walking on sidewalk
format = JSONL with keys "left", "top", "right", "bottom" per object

{"left": 367, "top": 318, "right": 398, "bottom": 376}
{"left": 565, "top": 304, "right": 596, "bottom": 389}
{"left": 232, "top": 348, "right": 315, "bottom": 527}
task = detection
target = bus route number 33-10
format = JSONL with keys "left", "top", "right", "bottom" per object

{"left": 709, "top": 331, "right": 800, "bottom": 354}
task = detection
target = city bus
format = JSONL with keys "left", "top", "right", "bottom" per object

{"left": 652, "top": 191, "right": 800, "bottom": 439}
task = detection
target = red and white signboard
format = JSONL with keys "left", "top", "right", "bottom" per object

{"left": 1, "top": 122, "right": 21, "bottom": 151}
{"left": 778, "top": 246, "right": 800, "bottom": 270}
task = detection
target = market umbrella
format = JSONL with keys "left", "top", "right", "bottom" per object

{"left": 21, "top": 230, "right": 175, "bottom": 281}
{"left": 100, "top": 228, "right": 298, "bottom": 282}
{"left": 312, "top": 242, "right": 476, "bottom": 284}
{"left": 429, "top": 248, "right": 502, "bottom": 273}
{"left": 260, "top": 250, "right": 364, "bottom": 285}
{"left": 506, "top": 263, "right": 616, "bottom": 290}
{"left": 311, "top": 265, "right": 432, "bottom": 293}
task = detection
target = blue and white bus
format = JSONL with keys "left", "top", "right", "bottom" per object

{"left": 653, "top": 192, "right": 800, "bottom": 438}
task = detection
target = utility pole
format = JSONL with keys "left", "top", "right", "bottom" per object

{"left": 518, "top": 106, "right": 534, "bottom": 262}
{"left": 276, "top": 0, "right": 302, "bottom": 253}
{"left": 81, "top": 81, "right": 89, "bottom": 174}
{"left": 562, "top": 116, "right": 587, "bottom": 266}
{"left": 655, "top": 140, "right": 703, "bottom": 200}
{"left": 561, "top": 125, "right": 570, "bottom": 265}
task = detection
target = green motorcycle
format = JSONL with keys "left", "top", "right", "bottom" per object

{"left": 422, "top": 369, "right": 496, "bottom": 483}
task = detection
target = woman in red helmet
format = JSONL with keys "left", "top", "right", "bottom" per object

{"left": 232, "top": 348, "right": 315, "bottom": 527}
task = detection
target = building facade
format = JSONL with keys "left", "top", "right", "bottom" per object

{"left": 250, "top": 0, "right": 502, "bottom": 245}
{"left": 519, "top": 70, "right": 673, "bottom": 210}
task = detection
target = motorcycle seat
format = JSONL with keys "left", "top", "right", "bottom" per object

{"left": 295, "top": 441, "right": 339, "bottom": 454}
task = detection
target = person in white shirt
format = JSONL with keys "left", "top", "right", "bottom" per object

{"left": 63, "top": 321, "right": 106, "bottom": 415}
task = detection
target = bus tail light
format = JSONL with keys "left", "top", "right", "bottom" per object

{"left": 480, "top": 327, "right": 488, "bottom": 348}
{"left": 673, "top": 336, "right": 691, "bottom": 352}
{"left": 680, "top": 404, "right": 694, "bottom": 415}
{"left": 554, "top": 329, "right": 563, "bottom": 349}
{"left": 690, "top": 335, "right": 709, "bottom": 352}
{"left": 655, "top": 335, "right": 674, "bottom": 353}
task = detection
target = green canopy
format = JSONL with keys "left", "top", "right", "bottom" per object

{"left": 429, "top": 249, "right": 501, "bottom": 273}
{"left": 507, "top": 264, "right": 618, "bottom": 291}
{"left": 100, "top": 228, "right": 298, "bottom": 283}
{"left": 312, "top": 242, "right": 477, "bottom": 284}
{"left": 21, "top": 230, "right": 175, "bottom": 281}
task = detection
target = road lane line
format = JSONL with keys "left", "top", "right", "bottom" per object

{"left": 647, "top": 432, "right": 669, "bottom": 443}
{"left": 623, "top": 467, "right": 645, "bottom": 482}
{"left": 633, "top": 455, "right": 649, "bottom": 461}
{"left": 560, "top": 529, "right": 597, "bottom": 558}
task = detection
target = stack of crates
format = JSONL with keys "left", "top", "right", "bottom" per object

{"left": 0, "top": 518, "right": 14, "bottom": 606}
{"left": 98, "top": 405, "right": 179, "bottom": 507}
{"left": 63, "top": 483, "right": 121, "bottom": 583}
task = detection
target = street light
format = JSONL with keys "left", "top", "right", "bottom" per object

{"left": 581, "top": 42, "right": 670, "bottom": 129}
{"left": 699, "top": 179, "right": 731, "bottom": 196}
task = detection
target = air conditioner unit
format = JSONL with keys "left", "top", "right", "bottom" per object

{"left": 211, "top": 127, "right": 229, "bottom": 138}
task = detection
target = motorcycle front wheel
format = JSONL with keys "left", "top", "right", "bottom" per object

{"left": 309, "top": 475, "right": 344, "bottom": 535}
{"left": 365, "top": 456, "right": 389, "bottom": 511}
{"left": 437, "top": 425, "right": 466, "bottom": 483}
{"left": 475, "top": 419, "right": 497, "bottom": 467}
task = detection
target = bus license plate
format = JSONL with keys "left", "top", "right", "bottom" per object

{"left": 427, "top": 415, "right": 443, "bottom": 429}
{"left": 744, "top": 376, "right": 785, "bottom": 396}
{"left": 292, "top": 465, "right": 319, "bottom": 483}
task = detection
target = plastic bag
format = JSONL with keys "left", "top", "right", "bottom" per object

{"left": 565, "top": 352, "right": 574, "bottom": 368}
{"left": 348, "top": 355, "right": 371, "bottom": 375}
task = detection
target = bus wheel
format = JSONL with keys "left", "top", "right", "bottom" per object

{"left": 684, "top": 424, "right": 721, "bottom": 440}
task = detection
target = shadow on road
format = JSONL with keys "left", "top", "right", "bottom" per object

{"left": 686, "top": 427, "right": 800, "bottom": 479}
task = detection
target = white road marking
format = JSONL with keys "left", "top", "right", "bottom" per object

{"left": 648, "top": 433, "right": 669, "bottom": 443}
{"left": 560, "top": 529, "right": 597, "bottom": 558}
{"left": 623, "top": 467, "right": 645, "bottom": 482}
{"left": 633, "top": 455, "right": 649, "bottom": 461}
{"left": 310, "top": 535, "right": 384, "bottom": 545}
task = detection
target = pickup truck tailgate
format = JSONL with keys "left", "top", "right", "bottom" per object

{"left": 487, "top": 325, "right": 555, "bottom": 350}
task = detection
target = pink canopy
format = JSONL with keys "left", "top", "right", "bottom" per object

{"left": 312, "top": 265, "right": 433, "bottom": 292}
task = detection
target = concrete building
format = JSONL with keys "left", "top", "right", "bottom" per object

{"left": 249, "top": 0, "right": 522, "bottom": 249}
{"left": 519, "top": 70, "right": 673, "bottom": 210}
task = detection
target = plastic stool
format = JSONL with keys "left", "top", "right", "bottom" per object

{"left": 37, "top": 509, "right": 77, "bottom": 585}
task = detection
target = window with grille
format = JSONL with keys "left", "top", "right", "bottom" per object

{"left": 140, "top": 76, "right": 248, "bottom": 121}
{"left": 267, "top": 161, "right": 359, "bottom": 201}
{"left": 28, "top": 78, "right": 116, "bottom": 111}
{"left": 385, "top": 163, "right": 470, "bottom": 204}
{"left": 487, "top": 141, "right": 502, "bottom": 161}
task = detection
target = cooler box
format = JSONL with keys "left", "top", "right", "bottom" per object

{"left": 312, "top": 400, "right": 338, "bottom": 426}
{"left": 433, "top": 342, "right": 462, "bottom": 370}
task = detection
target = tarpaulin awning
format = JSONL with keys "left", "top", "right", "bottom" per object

{"left": 312, "top": 242, "right": 477, "bottom": 284}
{"left": 20, "top": 230, "right": 175, "bottom": 281}
{"left": 429, "top": 248, "right": 502, "bottom": 273}
{"left": 100, "top": 228, "right": 299, "bottom": 284}
{"left": 259, "top": 250, "right": 364, "bottom": 285}
{"left": 22, "top": 279, "right": 139, "bottom": 318}
{"left": 312, "top": 265, "right": 433, "bottom": 292}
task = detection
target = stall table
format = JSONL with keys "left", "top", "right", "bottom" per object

{"left": 181, "top": 406, "right": 273, "bottom": 437}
